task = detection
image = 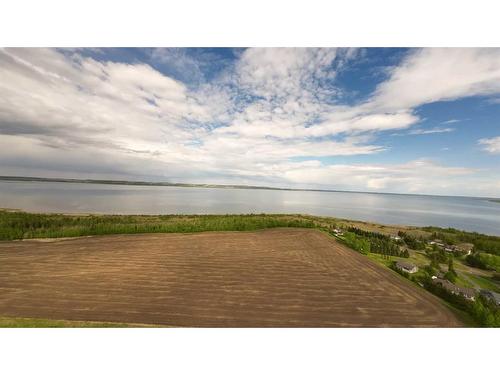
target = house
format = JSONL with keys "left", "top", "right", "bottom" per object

{"left": 431, "top": 272, "right": 445, "bottom": 280}
{"left": 479, "top": 290, "right": 500, "bottom": 306}
{"left": 455, "top": 243, "right": 473, "bottom": 256}
{"left": 391, "top": 235, "right": 402, "bottom": 241}
{"left": 446, "top": 245, "right": 473, "bottom": 256}
{"left": 429, "top": 240, "right": 445, "bottom": 248}
{"left": 432, "top": 278, "right": 477, "bottom": 301}
{"left": 332, "top": 228, "right": 344, "bottom": 236}
{"left": 395, "top": 261, "right": 418, "bottom": 274}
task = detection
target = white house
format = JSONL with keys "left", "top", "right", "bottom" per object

{"left": 332, "top": 228, "right": 344, "bottom": 236}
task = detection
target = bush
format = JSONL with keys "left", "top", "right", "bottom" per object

{"left": 346, "top": 228, "right": 406, "bottom": 257}
{"left": 444, "top": 271, "right": 457, "bottom": 283}
{"left": 341, "top": 232, "right": 370, "bottom": 254}
{"left": 0, "top": 211, "right": 322, "bottom": 240}
{"left": 465, "top": 252, "right": 500, "bottom": 272}
{"left": 398, "top": 231, "right": 426, "bottom": 250}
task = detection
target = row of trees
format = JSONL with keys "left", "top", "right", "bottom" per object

{"left": 473, "top": 238, "right": 500, "bottom": 256}
{"left": 341, "top": 228, "right": 409, "bottom": 258}
{"left": 466, "top": 252, "right": 500, "bottom": 272}
{"left": 445, "top": 257, "right": 458, "bottom": 282}
{"left": 397, "top": 231, "right": 426, "bottom": 250}
{"left": 0, "top": 211, "right": 321, "bottom": 240}
{"left": 426, "top": 244, "right": 449, "bottom": 263}
{"left": 466, "top": 252, "right": 490, "bottom": 270}
{"left": 341, "top": 232, "right": 371, "bottom": 255}
{"left": 348, "top": 227, "right": 388, "bottom": 240}
{"left": 370, "top": 237, "right": 410, "bottom": 258}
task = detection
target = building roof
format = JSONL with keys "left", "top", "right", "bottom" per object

{"left": 395, "top": 261, "right": 417, "bottom": 270}
{"left": 480, "top": 290, "right": 500, "bottom": 304}
{"left": 433, "top": 279, "right": 477, "bottom": 299}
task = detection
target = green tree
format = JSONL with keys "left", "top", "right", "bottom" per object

{"left": 430, "top": 254, "right": 440, "bottom": 270}
{"left": 448, "top": 257, "right": 457, "bottom": 276}
{"left": 444, "top": 271, "right": 457, "bottom": 283}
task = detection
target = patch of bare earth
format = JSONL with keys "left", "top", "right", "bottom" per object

{"left": 0, "top": 228, "right": 461, "bottom": 327}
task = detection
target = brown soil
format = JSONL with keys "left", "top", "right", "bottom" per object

{"left": 0, "top": 228, "right": 462, "bottom": 327}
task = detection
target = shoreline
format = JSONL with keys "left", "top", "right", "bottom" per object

{"left": 1, "top": 206, "right": 499, "bottom": 237}
{"left": 2, "top": 175, "right": 499, "bottom": 201}
{"left": 1, "top": 209, "right": 499, "bottom": 240}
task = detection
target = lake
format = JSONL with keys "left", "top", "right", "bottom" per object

{"left": 1, "top": 180, "right": 500, "bottom": 235}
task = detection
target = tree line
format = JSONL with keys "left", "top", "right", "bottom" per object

{"left": 342, "top": 227, "right": 409, "bottom": 258}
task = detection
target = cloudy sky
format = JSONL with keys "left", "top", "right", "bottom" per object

{"left": 1, "top": 48, "right": 499, "bottom": 197}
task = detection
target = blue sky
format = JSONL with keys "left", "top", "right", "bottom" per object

{"left": 0, "top": 48, "right": 499, "bottom": 197}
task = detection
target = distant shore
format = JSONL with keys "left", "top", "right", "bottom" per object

{"left": 1, "top": 175, "right": 498, "bottom": 200}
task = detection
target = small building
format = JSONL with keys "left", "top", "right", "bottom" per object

{"left": 429, "top": 240, "right": 445, "bottom": 248}
{"left": 446, "top": 245, "right": 472, "bottom": 256}
{"left": 432, "top": 278, "right": 477, "bottom": 301}
{"left": 431, "top": 272, "right": 445, "bottom": 280}
{"left": 332, "top": 228, "right": 344, "bottom": 236}
{"left": 395, "top": 261, "right": 418, "bottom": 274}
{"left": 455, "top": 243, "right": 473, "bottom": 256}
{"left": 391, "top": 235, "right": 402, "bottom": 241}
{"left": 479, "top": 290, "right": 500, "bottom": 306}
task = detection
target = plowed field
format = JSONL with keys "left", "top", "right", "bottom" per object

{"left": 0, "top": 229, "right": 461, "bottom": 327}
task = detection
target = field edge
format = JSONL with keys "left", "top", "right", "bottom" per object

{"left": 0, "top": 316, "right": 165, "bottom": 328}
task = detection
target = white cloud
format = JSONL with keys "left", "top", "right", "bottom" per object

{"left": 442, "top": 119, "right": 461, "bottom": 124}
{"left": 236, "top": 48, "right": 339, "bottom": 100}
{"left": 150, "top": 48, "right": 206, "bottom": 84}
{"left": 281, "top": 158, "right": 477, "bottom": 193}
{"left": 408, "top": 127, "right": 454, "bottom": 135}
{"left": 479, "top": 136, "right": 500, "bottom": 154}
{"left": 371, "top": 48, "right": 500, "bottom": 111}
{"left": 0, "top": 48, "right": 500, "bottom": 196}
{"left": 215, "top": 48, "right": 421, "bottom": 141}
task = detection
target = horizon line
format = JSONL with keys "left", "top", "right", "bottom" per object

{"left": 1, "top": 175, "right": 499, "bottom": 201}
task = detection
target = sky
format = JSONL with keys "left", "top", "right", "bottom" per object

{"left": 0, "top": 47, "right": 499, "bottom": 197}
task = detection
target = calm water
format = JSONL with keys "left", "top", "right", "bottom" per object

{"left": 1, "top": 181, "right": 499, "bottom": 235}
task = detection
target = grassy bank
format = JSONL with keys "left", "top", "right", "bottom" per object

{"left": 0, "top": 211, "right": 331, "bottom": 240}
